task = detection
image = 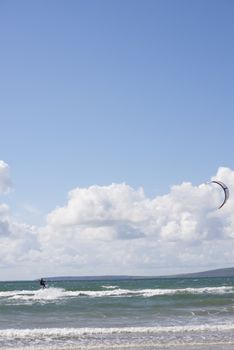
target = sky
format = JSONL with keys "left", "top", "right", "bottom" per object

{"left": 0, "top": 0, "right": 234, "bottom": 280}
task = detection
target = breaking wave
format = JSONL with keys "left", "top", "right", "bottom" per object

{"left": 1, "top": 323, "right": 234, "bottom": 337}
{"left": 0, "top": 285, "right": 233, "bottom": 302}
{"left": 1, "top": 324, "right": 234, "bottom": 349}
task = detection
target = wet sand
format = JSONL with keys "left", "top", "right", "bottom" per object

{"left": 3, "top": 344, "right": 234, "bottom": 350}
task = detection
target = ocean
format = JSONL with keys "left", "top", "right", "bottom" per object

{"left": 0, "top": 277, "right": 234, "bottom": 350}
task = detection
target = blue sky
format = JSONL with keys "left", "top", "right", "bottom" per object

{"left": 0, "top": 0, "right": 234, "bottom": 278}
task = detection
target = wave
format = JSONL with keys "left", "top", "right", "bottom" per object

{"left": 1, "top": 323, "right": 234, "bottom": 338}
{"left": 1, "top": 323, "right": 234, "bottom": 337}
{"left": 0, "top": 285, "right": 233, "bottom": 301}
{"left": 1, "top": 324, "right": 234, "bottom": 350}
{"left": 102, "top": 285, "right": 119, "bottom": 289}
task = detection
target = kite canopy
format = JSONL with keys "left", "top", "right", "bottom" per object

{"left": 211, "top": 180, "right": 229, "bottom": 209}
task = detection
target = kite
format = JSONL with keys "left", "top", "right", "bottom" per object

{"left": 210, "top": 181, "right": 229, "bottom": 209}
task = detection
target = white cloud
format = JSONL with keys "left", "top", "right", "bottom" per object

{"left": 44, "top": 169, "right": 232, "bottom": 244}
{"left": 47, "top": 184, "right": 147, "bottom": 227}
{"left": 0, "top": 160, "right": 13, "bottom": 194}
{"left": 0, "top": 165, "right": 234, "bottom": 279}
{"left": 0, "top": 163, "right": 39, "bottom": 276}
{"left": 0, "top": 220, "right": 38, "bottom": 271}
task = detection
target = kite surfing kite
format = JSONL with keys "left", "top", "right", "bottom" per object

{"left": 210, "top": 180, "right": 229, "bottom": 209}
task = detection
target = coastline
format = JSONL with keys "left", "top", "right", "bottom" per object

{"left": 1, "top": 344, "right": 234, "bottom": 350}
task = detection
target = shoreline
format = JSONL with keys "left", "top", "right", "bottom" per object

{"left": 1, "top": 344, "right": 234, "bottom": 350}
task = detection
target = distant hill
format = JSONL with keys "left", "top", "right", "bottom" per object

{"left": 45, "top": 267, "right": 234, "bottom": 281}
{"left": 174, "top": 267, "right": 234, "bottom": 278}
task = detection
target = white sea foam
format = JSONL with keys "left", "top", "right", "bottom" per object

{"left": 1, "top": 323, "right": 234, "bottom": 338}
{"left": 102, "top": 285, "right": 119, "bottom": 289}
{"left": 0, "top": 285, "right": 233, "bottom": 301}
{"left": 0, "top": 288, "right": 65, "bottom": 301}
{"left": 1, "top": 325, "right": 234, "bottom": 350}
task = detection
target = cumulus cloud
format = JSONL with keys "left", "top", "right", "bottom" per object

{"left": 0, "top": 207, "right": 39, "bottom": 270}
{"left": 29, "top": 166, "right": 234, "bottom": 277}
{"left": 1, "top": 164, "right": 234, "bottom": 279}
{"left": 0, "top": 162, "right": 39, "bottom": 274}
{"left": 44, "top": 167, "right": 233, "bottom": 244}
{"left": 0, "top": 160, "right": 13, "bottom": 194}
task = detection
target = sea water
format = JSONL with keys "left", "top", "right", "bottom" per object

{"left": 0, "top": 277, "right": 234, "bottom": 349}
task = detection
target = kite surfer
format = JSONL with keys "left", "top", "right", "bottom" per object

{"left": 39, "top": 278, "right": 46, "bottom": 289}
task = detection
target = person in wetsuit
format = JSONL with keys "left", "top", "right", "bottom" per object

{"left": 40, "top": 278, "right": 46, "bottom": 288}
